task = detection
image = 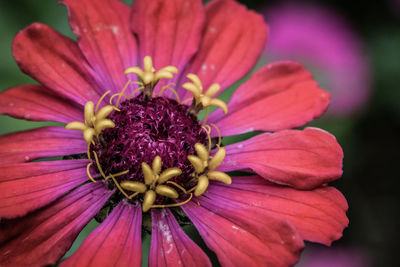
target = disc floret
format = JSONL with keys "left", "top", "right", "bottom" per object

{"left": 120, "top": 156, "right": 186, "bottom": 212}
{"left": 183, "top": 73, "right": 228, "bottom": 116}
{"left": 188, "top": 143, "right": 232, "bottom": 196}
{"left": 66, "top": 101, "right": 116, "bottom": 144}
{"left": 124, "top": 56, "right": 178, "bottom": 100}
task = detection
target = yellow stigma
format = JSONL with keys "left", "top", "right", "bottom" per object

{"left": 120, "top": 156, "right": 186, "bottom": 212}
{"left": 187, "top": 143, "right": 231, "bottom": 197}
{"left": 66, "top": 101, "right": 116, "bottom": 144}
{"left": 183, "top": 73, "right": 228, "bottom": 115}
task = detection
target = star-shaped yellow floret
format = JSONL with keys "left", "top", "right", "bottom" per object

{"left": 187, "top": 143, "right": 231, "bottom": 197}
{"left": 120, "top": 156, "right": 182, "bottom": 212}
{"left": 124, "top": 56, "right": 178, "bottom": 85}
{"left": 66, "top": 101, "right": 115, "bottom": 144}
{"left": 182, "top": 73, "right": 228, "bottom": 114}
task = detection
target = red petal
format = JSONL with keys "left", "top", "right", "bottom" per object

{"left": 0, "top": 159, "right": 89, "bottom": 218}
{"left": 131, "top": 0, "right": 205, "bottom": 95}
{"left": 180, "top": 0, "right": 268, "bottom": 98}
{"left": 61, "top": 202, "right": 142, "bottom": 267}
{"left": 0, "top": 183, "right": 112, "bottom": 267}
{"left": 0, "top": 126, "right": 86, "bottom": 164}
{"left": 63, "top": 0, "right": 138, "bottom": 93}
{"left": 209, "top": 176, "right": 349, "bottom": 245}
{"left": 12, "top": 23, "right": 103, "bottom": 105}
{"left": 0, "top": 85, "right": 83, "bottom": 123}
{"left": 209, "top": 62, "right": 330, "bottom": 136}
{"left": 150, "top": 209, "right": 211, "bottom": 267}
{"left": 182, "top": 199, "right": 304, "bottom": 266}
{"left": 221, "top": 128, "right": 343, "bottom": 189}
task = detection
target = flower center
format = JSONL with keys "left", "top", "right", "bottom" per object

{"left": 92, "top": 94, "right": 207, "bottom": 189}
{"left": 65, "top": 56, "right": 232, "bottom": 212}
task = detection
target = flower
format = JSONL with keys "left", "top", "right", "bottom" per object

{"left": 262, "top": 2, "right": 371, "bottom": 116}
{"left": 0, "top": 0, "right": 348, "bottom": 266}
{"left": 297, "top": 246, "right": 369, "bottom": 267}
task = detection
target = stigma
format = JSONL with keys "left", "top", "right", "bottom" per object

{"left": 65, "top": 56, "right": 231, "bottom": 212}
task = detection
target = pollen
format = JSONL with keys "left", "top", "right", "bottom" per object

{"left": 64, "top": 56, "right": 231, "bottom": 212}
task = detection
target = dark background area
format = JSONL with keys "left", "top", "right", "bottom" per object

{"left": 1, "top": 0, "right": 399, "bottom": 266}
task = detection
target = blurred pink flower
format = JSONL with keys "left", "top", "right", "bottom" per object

{"left": 297, "top": 246, "right": 369, "bottom": 267}
{"left": 263, "top": 3, "right": 371, "bottom": 116}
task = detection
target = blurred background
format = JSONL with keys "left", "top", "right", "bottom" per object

{"left": 0, "top": 0, "right": 399, "bottom": 266}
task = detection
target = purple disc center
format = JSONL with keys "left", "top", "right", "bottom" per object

{"left": 92, "top": 94, "right": 207, "bottom": 187}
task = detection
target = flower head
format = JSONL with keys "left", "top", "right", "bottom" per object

{"left": 0, "top": 0, "right": 348, "bottom": 266}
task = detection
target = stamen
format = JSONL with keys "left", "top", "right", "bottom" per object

{"left": 108, "top": 174, "right": 131, "bottom": 199}
{"left": 116, "top": 80, "right": 131, "bottom": 107}
{"left": 87, "top": 143, "right": 93, "bottom": 163}
{"left": 110, "top": 92, "right": 129, "bottom": 107}
{"left": 158, "top": 83, "right": 181, "bottom": 103}
{"left": 166, "top": 181, "right": 188, "bottom": 194}
{"left": 109, "top": 170, "right": 130, "bottom": 178}
{"left": 201, "top": 125, "right": 212, "bottom": 152}
{"left": 210, "top": 123, "right": 222, "bottom": 147}
{"left": 151, "top": 193, "right": 193, "bottom": 209}
{"left": 158, "top": 83, "right": 175, "bottom": 96}
{"left": 93, "top": 151, "right": 107, "bottom": 179}
{"left": 201, "top": 107, "right": 210, "bottom": 127}
{"left": 95, "top": 90, "right": 111, "bottom": 113}
{"left": 128, "top": 86, "right": 144, "bottom": 99}
{"left": 86, "top": 162, "right": 97, "bottom": 183}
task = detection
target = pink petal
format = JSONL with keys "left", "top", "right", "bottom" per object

{"left": 63, "top": 0, "right": 138, "bottom": 93}
{"left": 180, "top": 0, "right": 268, "bottom": 98}
{"left": 0, "top": 85, "right": 83, "bottom": 123}
{"left": 61, "top": 202, "right": 142, "bottom": 267}
{"left": 0, "top": 183, "right": 113, "bottom": 267}
{"left": 220, "top": 128, "right": 343, "bottom": 189}
{"left": 0, "top": 159, "right": 90, "bottom": 219}
{"left": 0, "top": 126, "right": 86, "bottom": 164}
{"left": 131, "top": 0, "right": 205, "bottom": 95}
{"left": 182, "top": 198, "right": 304, "bottom": 266}
{"left": 209, "top": 175, "right": 348, "bottom": 245}
{"left": 150, "top": 209, "right": 211, "bottom": 267}
{"left": 12, "top": 23, "right": 102, "bottom": 105}
{"left": 209, "top": 62, "right": 330, "bottom": 136}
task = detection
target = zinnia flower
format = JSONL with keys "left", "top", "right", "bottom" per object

{"left": 0, "top": 0, "right": 348, "bottom": 266}
{"left": 262, "top": 2, "right": 371, "bottom": 116}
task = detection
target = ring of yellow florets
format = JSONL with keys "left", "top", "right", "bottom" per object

{"left": 66, "top": 56, "right": 231, "bottom": 212}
